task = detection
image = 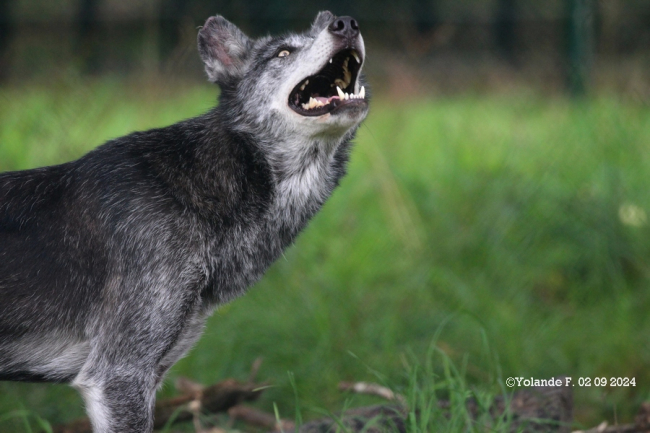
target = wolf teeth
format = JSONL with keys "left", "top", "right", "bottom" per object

{"left": 299, "top": 79, "right": 309, "bottom": 91}
{"left": 351, "top": 51, "right": 361, "bottom": 64}
{"left": 335, "top": 85, "right": 366, "bottom": 101}
{"left": 300, "top": 85, "right": 367, "bottom": 111}
{"left": 302, "top": 97, "right": 330, "bottom": 110}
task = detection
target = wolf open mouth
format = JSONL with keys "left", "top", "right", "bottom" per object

{"left": 289, "top": 48, "right": 365, "bottom": 117}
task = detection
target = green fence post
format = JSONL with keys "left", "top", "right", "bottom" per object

{"left": 566, "top": 0, "right": 595, "bottom": 96}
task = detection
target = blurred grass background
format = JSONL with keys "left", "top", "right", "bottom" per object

{"left": 1, "top": 0, "right": 650, "bottom": 431}
{"left": 1, "top": 79, "right": 649, "bottom": 430}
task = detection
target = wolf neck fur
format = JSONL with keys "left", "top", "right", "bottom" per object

{"left": 208, "top": 103, "right": 349, "bottom": 221}
{"left": 167, "top": 106, "right": 354, "bottom": 305}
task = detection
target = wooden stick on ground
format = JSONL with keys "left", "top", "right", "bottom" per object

{"left": 228, "top": 405, "right": 296, "bottom": 432}
{"left": 338, "top": 381, "right": 408, "bottom": 407}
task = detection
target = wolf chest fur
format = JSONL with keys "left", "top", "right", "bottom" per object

{"left": 0, "top": 11, "right": 368, "bottom": 433}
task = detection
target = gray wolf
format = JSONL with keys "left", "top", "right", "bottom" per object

{"left": 0, "top": 11, "right": 368, "bottom": 432}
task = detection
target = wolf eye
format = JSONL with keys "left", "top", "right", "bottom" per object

{"left": 277, "top": 50, "right": 291, "bottom": 58}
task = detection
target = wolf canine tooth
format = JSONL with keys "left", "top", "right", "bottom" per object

{"left": 302, "top": 97, "right": 314, "bottom": 110}
{"left": 336, "top": 86, "right": 345, "bottom": 99}
{"left": 352, "top": 51, "right": 361, "bottom": 63}
{"left": 360, "top": 86, "right": 365, "bottom": 98}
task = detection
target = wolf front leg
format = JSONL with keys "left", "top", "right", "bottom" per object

{"left": 72, "top": 278, "right": 204, "bottom": 432}
{"left": 73, "top": 367, "right": 158, "bottom": 433}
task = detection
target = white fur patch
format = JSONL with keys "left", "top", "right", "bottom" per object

{"left": 72, "top": 375, "right": 110, "bottom": 433}
{"left": 4, "top": 333, "right": 89, "bottom": 380}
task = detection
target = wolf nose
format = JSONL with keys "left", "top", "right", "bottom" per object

{"left": 328, "top": 16, "right": 360, "bottom": 40}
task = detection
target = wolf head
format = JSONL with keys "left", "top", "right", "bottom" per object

{"left": 198, "top": 11, "right": 369, "bottom": 141}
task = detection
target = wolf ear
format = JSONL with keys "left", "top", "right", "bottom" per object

{"left": 198, "top": 16, "right": 252, "bottom": 84}
{"left": 311, "top": 11, "right": 335, "bottom": 35}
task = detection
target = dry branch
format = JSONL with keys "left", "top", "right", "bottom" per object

{"left": 339, "top": 381, "right": 408, "bottom": 406}
{"left": 154, "top": 378, "right": 264, "bottom": 428}
{"left": 229, "top": 405, "right": 296, "bottom": 432}
{"left": 573, "top": 422, "right": 638, "bottom": 433}
{"left": 573, "top": 402, "right": 650, "bottom": 433}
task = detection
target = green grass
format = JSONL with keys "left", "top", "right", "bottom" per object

{"left": 1, "top": 78, "right": 650, "bottom": 431}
